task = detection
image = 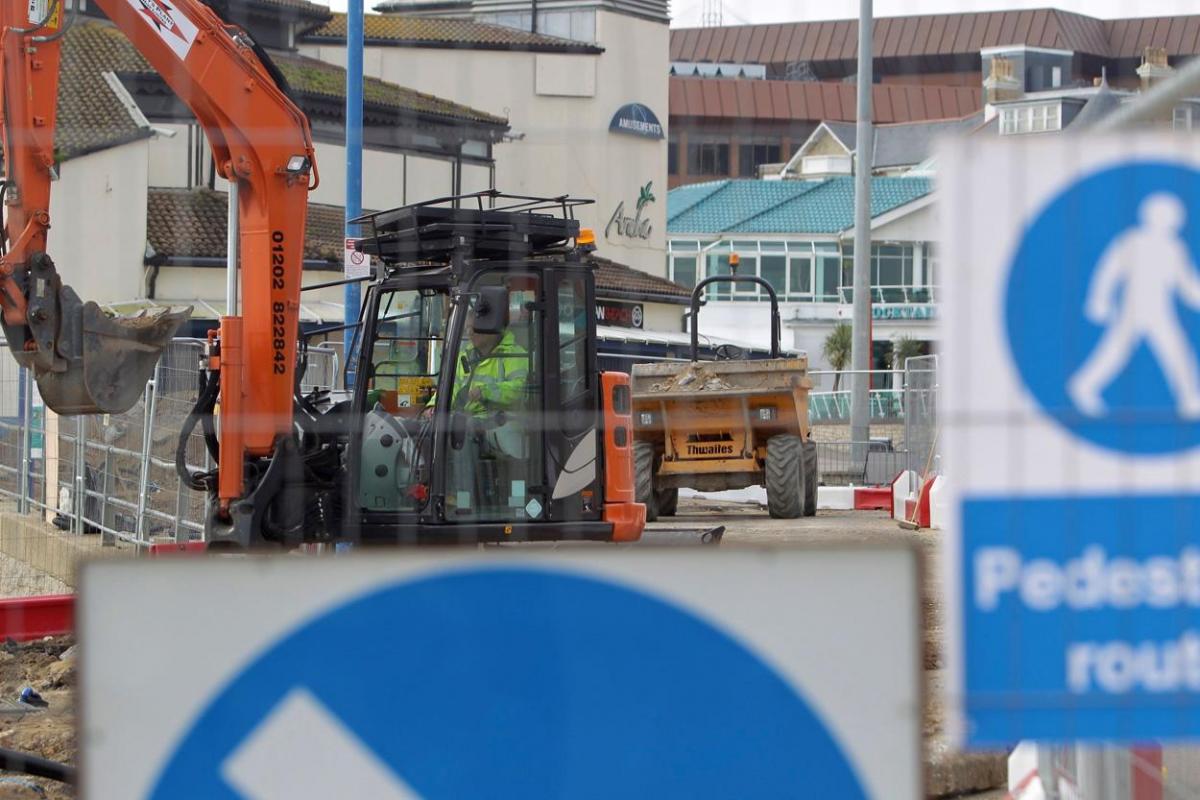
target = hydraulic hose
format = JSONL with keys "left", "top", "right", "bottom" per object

{"left": 176, "top": 370, "right": 220, "bottom": 491}
{"left": 0, "top": 746, "right": 75, "bottom": 784}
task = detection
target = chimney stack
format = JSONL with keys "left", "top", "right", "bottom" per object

{"left": 984, "top": 56, "right": 1022, "bottom": 105}
{"left": 1138, "top": 46, "right": 1174, "bottom": 92}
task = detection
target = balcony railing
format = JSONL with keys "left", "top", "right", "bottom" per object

{"left": 688, "top": 283, "right": 940, "bottom": 305}
{"left": 809, "top": 390, "right": 906, "bottom": 422}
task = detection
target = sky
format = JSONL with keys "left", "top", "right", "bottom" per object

{"left": 669, "top": 0, "right": 1200, "bottom": 27}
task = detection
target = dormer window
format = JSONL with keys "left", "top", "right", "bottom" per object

{"left": 1000, "top": 103, "right": 1062, "bottom": 135}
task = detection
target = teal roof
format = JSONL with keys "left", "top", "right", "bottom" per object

{"left": 667, "top": 177, "right": 932, "bottom": 235}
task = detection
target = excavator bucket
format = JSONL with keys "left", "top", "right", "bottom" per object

{"left": 33, "top": 286, "right": 191, "bottom": 415}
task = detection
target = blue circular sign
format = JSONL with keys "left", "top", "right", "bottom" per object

{"left": 1006, "top": 161, "right": 1200, "bottom": 454}
{"left": 151, "top": 569, "right": 867, "bottom": 798}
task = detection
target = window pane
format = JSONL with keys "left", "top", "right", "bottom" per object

{"left": 789, "top": 256, "right": 812, "bottom": 296}
{"left": 761, "top": 255, "right": 786, "bottom": 295}
{"left": 733, "top": 256, "right": 758, "bottom": 297}
{"left": 688, "top": 142, "right": 730, "bottom": 175}
{"left": 668, "top": 138, "right": 679, "bottom": 175}
{"left": 672, "top": 256, "right": 697, "bottom": 288}
{"left": 558, "top": 277, "right": 589, "bottom": 401}
{"left": 708, "top": 253, "right": 733, "bottom": 299}
{"left": 817, "top": 255, "right": 841, "bottom": 302}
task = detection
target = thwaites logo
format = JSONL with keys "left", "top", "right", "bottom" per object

{"left": 126, "top": 0, "right": 198, "bottom": 58}
{"left": 687, "top": 443, "right": 735, "bottom": 456}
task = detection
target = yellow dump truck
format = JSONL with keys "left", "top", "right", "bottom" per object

{"left": 632, "top": 267, "right": 817, "bottom": 520}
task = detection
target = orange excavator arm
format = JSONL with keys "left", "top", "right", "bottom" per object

{"left": 1, "top": 0, "right": 318, "bottom": 523}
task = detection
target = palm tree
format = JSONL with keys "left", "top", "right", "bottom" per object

{"left": 823, "top": 323, "right": 853, "bottom": 391}
{"left": 889, "top": 337, "right": 926, "bottom": 372}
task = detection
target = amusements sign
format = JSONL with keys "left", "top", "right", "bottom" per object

{"left": 608, "top": 103, "right": 664, "bottom": 140}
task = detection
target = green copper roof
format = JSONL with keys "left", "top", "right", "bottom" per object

{"left": 667, "top": 177, "right": 932, "bottom": 235}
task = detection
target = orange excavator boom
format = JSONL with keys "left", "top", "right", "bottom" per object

{"left": 0, "top": 0, "right": 317, "bottom": 516}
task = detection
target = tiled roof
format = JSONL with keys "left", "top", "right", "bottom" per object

{"left": 238, "top": 0, "right": 332, "bottom": 21}
{"left": 147, "top": 188, "right": 345, "bottom": 264}
{"left": 667, "top": 177, "right": 932, "bottom": 235}
{"left": 55, "top": 20, "right": 505, "bottom": 159}
{"left": 1103, "top": 16, "right": 1200, "bottom": 59}
{"left": 670, "top": 76, "right": 981, "bottom": 123}
{"left": 56, "top": 22, "right": 153, "bottom": 159}
{"left": 272, "top": 53, "right": 508, "bottom": 126}
{"left": 671, "top": 10, "right": 1200, "bottom": 64}
{"left": 590, "top": 256, "right": 691, "bottom": 303}
{"left": 306, "top": 13, "right": 602, "bottom": 53}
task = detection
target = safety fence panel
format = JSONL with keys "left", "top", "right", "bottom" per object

{"left": 0, "top": 339, "right": 341, "bottom": 550}
{"left": 902, "top": 355, "right": 939, "bottom": 477}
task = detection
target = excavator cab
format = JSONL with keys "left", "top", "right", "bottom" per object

{"left": 343, "top": 193, "right": 644, "bottom": 545}
{"left": 196, "top": 193, "right": 645, "bottom": 548}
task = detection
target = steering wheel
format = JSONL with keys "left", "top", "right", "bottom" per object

{"left": 714, "top": 343, "right": 745, "bottom": 361}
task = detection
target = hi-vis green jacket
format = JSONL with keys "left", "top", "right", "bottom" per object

{"left": 432, "top": 331, "right": 528, "bottom": 415}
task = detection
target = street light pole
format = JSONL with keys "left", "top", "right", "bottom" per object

{"left": 344, "top": 0, "right": 364, "bottom": 388}
{"left": 850, "top": 0, "right": 874, "bottom": 462}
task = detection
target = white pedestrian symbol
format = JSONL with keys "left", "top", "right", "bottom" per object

{"left": 1068, "top": 193, "right": 1200, "bottom": 419}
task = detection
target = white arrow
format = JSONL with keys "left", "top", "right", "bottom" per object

{"left": 221, "top": 687, "right": 425, "bottom": 800}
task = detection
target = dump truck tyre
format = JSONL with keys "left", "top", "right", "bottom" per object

{"left": 766, "top": 434, "right": 805, "bottom": 519}
{"left": 634, "top": 440, "right": 659, "bottom": 523}
{"left": 802, "top": 440, "right": 818, "bottom": 517}
{"left": 655, "top": 487, "right": 679, "bottom": 517}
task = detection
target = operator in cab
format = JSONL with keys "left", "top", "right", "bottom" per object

{"left": 426, "top": 296, "right": 527, "bottom": 418}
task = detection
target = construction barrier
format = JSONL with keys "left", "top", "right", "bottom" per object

{"left": 0, "top": 594, "right": 74, "bottom": 641}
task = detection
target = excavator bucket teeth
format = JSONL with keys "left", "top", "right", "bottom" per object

{"left": 35, "top": 289, "right": 191, "bottom": 415}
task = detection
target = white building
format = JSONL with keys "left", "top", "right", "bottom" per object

{"left": 38, "top": 0, "right": 686, "bottom": 345}
{"left": 667, "top": 174, "right": 937, "bottom": 390}
{"left": 298, "top": 0, "right": 671, "bottom": 278}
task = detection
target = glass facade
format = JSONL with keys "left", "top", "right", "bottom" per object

{"left": 668, "top": 238, "right": 939, "bottom": 304}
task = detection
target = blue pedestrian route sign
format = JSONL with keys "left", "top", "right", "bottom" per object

{"left": 80, "top": 548, "right": 920, "bottom": 799}
{"left": 941, "top": 137, "right": 1200, "bottom": 746}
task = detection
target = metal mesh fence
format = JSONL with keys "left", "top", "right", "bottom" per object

{"left": 0, "top": 338, "right": 340, "bottom": 552}
{"left": 903, "top": 354, "right": 938, "bottom": 477}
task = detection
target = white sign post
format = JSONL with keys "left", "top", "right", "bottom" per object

{"left": 81, "top": 548, "right": 921, "bottom": 799}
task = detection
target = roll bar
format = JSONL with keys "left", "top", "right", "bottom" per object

{"left": 689, "top": 275, "right": 782, "bottom": 361}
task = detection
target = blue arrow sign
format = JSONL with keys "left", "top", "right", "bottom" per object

{"left": 149, "top": 569, "right": 868, "bottom": 798}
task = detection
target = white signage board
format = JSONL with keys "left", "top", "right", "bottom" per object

{"left": 941, "top": 135, "right": 1200, "bottom": 745}
{"left": 344, "top": 237, "right": 369, "bottom": 279}
{"left": 81, "top": 548, "right": 921, "bottom": 799}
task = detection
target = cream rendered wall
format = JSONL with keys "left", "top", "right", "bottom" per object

{"left": 144, "top": 124, "right": 459, "bottom": 212}
{"left": 145, "top": 123, "right": 193, "bottom": 187}
{"left": 302, "top": 8, "right": 668, "bottom": 277}
{"left": 284, "top": 142, "right": 457, "bottom": 211}
{"left": 641, "top": 302, "right": 682, "bottom": 332}
{"left": 866, "top": 201, "right": 936, "bottom": 244}
{"left": 154, "top": 266, "right": 346, "bottom": 307}
{"left": 48, "top": 139, "right": 149, "bottom": 304}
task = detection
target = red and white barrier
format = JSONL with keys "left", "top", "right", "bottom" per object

{"left": 0, "top": 594, "right": 74, "bottom": 641}
{"left": 892, "top": 470, "right": 917, "bottom": 521}
{"left": 815, "top": 486, "right": 893, "bottom": 510}
{"left": 928, "top": 475, "right": 947, "bottom": 530}
{"left": 893, "top": 471, "right": 945, "bottom": 530}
